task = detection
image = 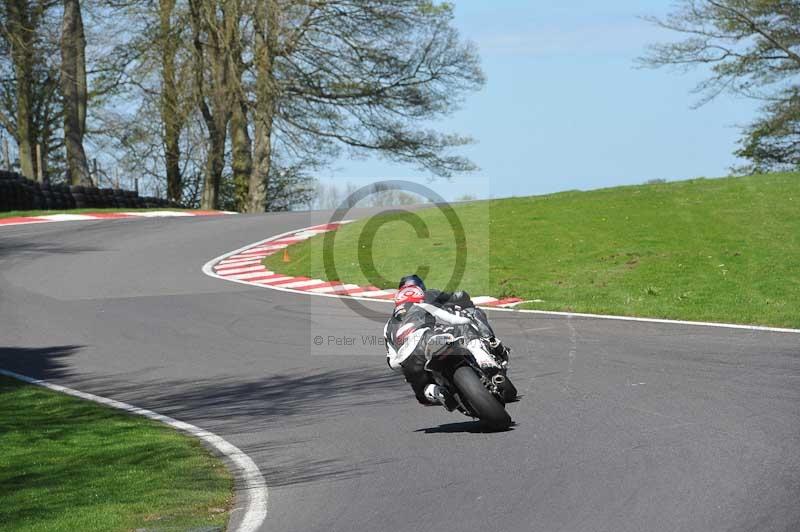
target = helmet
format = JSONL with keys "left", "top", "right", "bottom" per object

{"left": 398, "top": 274, "right": 426, "bottom": 291}
{"left": 394, "top": 284, "right": 425, "bottom": 306}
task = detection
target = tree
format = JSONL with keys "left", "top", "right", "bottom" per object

{"left": 241, "top": 0, "right": 484, "bottom": 212}
{"left": 368, "top": 182, "right": 424, "bottom": 207}
{"left": 736, "top": 88, "right": 800, "bottom": 171}
{"left": 0, "top": 0, "right": 60, "bottom": 180}
{"left": 60, "top": 0, "right": 91, "bottom": 185}
{"left": 159, "top": 0, "right": 184, "bottom": 201}
{"left": 3, "top": 0, "right": 481, "bottom": 210}
{"left": 264, "top": 162, "right": 316, "bottom": 211}
{"left": 227, "top": 0, "right": 252, "bottom": 212}
{"left": 188, "top": 0, "right": 234, "bottom": 209}
{"left": 641, "top": 0, "right": 800, "bottom": 171}
{"left": 88, "top": 0, "right": 200, "bottom": 202}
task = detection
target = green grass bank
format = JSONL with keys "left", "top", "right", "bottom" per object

{"left": 266, "top": 172, "right": 799, "bottom": 329}
{"left": 0, "top": 376, "right": 232, "bottom": 531}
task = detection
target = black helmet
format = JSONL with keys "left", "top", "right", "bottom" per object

{"left": 398, "top": 274, "right": 426, "bottom": 291}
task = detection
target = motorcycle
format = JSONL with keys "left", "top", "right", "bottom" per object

{"left": 414, "top": 303, "right": 518, "bottom": 429}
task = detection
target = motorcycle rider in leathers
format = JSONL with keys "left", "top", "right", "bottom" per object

{"left": 384, "top": 274, "right": 509, "bottom": 408}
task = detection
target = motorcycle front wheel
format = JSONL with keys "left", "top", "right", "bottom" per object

{"left": 453, "top": 366, "right": 512, "bottom": 430}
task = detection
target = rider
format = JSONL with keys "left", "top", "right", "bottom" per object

{"left": 384, "top": 274, "right": 509, "bottom": 408}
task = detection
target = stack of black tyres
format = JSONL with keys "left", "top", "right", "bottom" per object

{"left": 70, "top": 185, "right": 86, "bottom": 208}
{"left": 0, "top": 170, "right": 179, "bottom": 211}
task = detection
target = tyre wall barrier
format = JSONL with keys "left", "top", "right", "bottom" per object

{"left": 0, "top": 171, "right": 177, "bottom": 212}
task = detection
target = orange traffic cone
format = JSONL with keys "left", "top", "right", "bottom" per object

{"left": 282, "top": 248, "right": 290, "bottom": 262}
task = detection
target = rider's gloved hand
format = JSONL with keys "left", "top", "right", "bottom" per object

{"left": 452, "top": 290, "right": 471, "bottom": 305}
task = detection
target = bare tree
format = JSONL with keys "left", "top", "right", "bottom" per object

{"left": 188, "top": 0, "right": 237, "bottom": 209}
{"left": 238, "top": 0, "right": 484, "bottom": 212}
{"left": 159, "top": 0, "right": 184, "bottom": 201}
{"left": 60, "top": 0, "right": 91, "bottom": 184}
{"left": 641, "top": 0, "right": 800, "bottom": 171}
{"left": 227, "top": 0, "right": 252, "bottom": 212}
{"left": 0, "top": 0, "right": 60, "bottom": 180}
{"left": 6, "top": 0, "right": 482, "bottom": 212}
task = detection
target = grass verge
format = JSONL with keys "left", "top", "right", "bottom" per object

{"left": 265, "top": 172, "right": 799, "bottom": 329}
{"left": 0, "top": 376, "right": 232, "bottom": 532}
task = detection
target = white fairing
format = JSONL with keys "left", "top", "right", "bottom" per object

{"left": 387, "top": 327, "right": 429, "bottom": 370}
{"left": 415, "top": 303, "right": 472, "bottom": 325}
{"left": 466, "top": 338, "right": 501, "bottom": 369}
{"left": 387, "top": 344, "right": 403, "bottom": 371}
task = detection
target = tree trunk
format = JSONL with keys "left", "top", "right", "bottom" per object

{"left": 201, "top": 118, "right": 226, "bottom": 209}
{"left": 6, "top": 0, "right": 36, "bottom": 179}
{"left": 228, "top": 0, "right": 252, "bottom": 212}
{"left": 191, "top": 0, "right": 231, "bottom": 210}
{"left": 60, "top": 0, "right": 91, "bottom": 186}
{"left": 248, "top": 0, "right": 277, "bottom": 213}
{"left": 16, "top": 74, "right": 35, "bottom": 180}
{"left": 199, "top": 61, "right": 230, "bottom": 210}
{"left": 231, "top": 99, "right": 252, "bottom": 212}
{"left": 160, "top": 0, "right": 183, "bottom": 203}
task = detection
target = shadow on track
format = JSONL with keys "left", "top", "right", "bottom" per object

{"left": 416, "top": 420, "right": 517, "bottom": 434}
{"left": 0, "top": 345, "right": 82, "bottom": 381}
{"left": 66, "top": 366, "right": 406, "bottom": 433}
{"left": 0, "top": 240, "right": 103, "bottom": 260}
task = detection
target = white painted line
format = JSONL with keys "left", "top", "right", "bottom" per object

{"left": 0, "top": 368, "right": 267, "bottom": 532}
{"left": 217, "top": 261, "right": 266, "bottom": 269}
{"left": 348, "top": 289, "right": 397, "bottom": 298}
{"left": 258, "top": 243, "right": 292, "bottom": 250}
{"left": 218, "top": 257, "right": 264, "bottom": 266}
{"left": 217, "top": 262, "right": 264, "bottom": 270}
{"left": 215, "top": 265, "right": 267, "bottom": 275}
{"left": 308, "top": 284, "right": 361, "bottom": 294}
{"left": 228, "top": 270, "right": 277, "bottom": 280}
{"left": 252, "top": 276, "right": 295, "bottom": 285}
{"left": 497, "top": 301, "right": 526, "bottom": 308}
{"left": 231, "top": 253, "right": 268, "bottom": 261}
{"left": 0, "top": 219, "right": 50, "bottom": 227}
{"left": 123, "top": 211, "right": 194, "bottom": 217}
{"left": 36, "top": 214, "right": 97, "bottom": 221}
{"left": 277, "top": 279, "right": 329, "bottom": 289}
{"left": 239, "top": 245, "right": 287, "bottom": 254}
{"left": 485, "top": 307, "right": 800, "bottom": 334}
{"left": 216, "top": 260, "right": 262, "bottom": 271}
{"left": 292, "top": 229, "right": 329, "bottom": 238}
{"left": 470, "top": 296, "right": 498, "bottom": 305}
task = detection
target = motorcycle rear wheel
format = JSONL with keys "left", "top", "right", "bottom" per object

{"left": 453, "top": 366, "right": 512, "bottom": 430}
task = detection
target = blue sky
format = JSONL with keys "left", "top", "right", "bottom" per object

{"left": 322, "top": 0, "right": 758, "bottom": 202}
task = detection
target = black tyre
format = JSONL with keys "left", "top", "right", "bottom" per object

{"left": 501, "top": 377, "right": 518, "bottom": 402}
{"left": 453, "top": 366, "right": 512, "bottom": 430}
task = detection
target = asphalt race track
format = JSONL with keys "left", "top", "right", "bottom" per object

{"left": 1, "top": 212, "right": 799, "bottom": 532}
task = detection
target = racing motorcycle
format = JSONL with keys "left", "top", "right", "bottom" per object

{"left": 414, "top": 303, "right": 518, "bottom": 429}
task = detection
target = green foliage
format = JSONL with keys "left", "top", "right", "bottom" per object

{"left": 267, "top": 172, "right": 800, "bottom": 328}
{"left": 643, "top": 0, "right": 800, "bottom": 170}
{"left": 736, "top": 90, "right": 800, "bottom": 172}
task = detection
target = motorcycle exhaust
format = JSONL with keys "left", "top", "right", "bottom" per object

{"left": 491, "top": 374, "right": 506, "bottom": 386}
